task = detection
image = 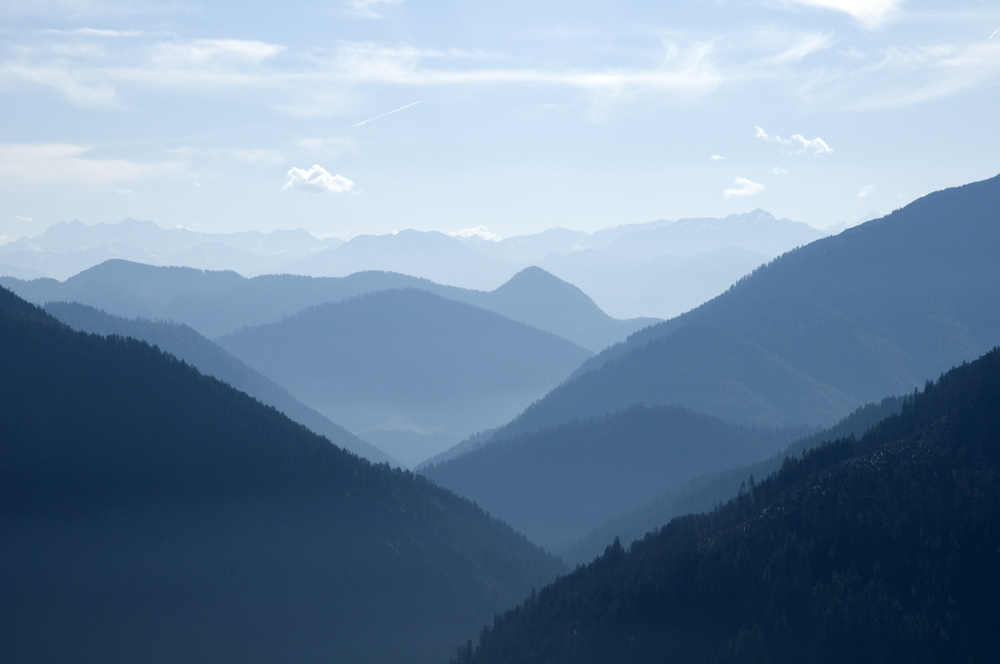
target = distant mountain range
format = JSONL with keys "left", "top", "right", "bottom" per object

{"left": 42, "top": 301, "right": 398, "bottom": 466}
{"left": 486, "top": 173, "right": 1000, "bottom": 441}
{"left": 454, "top": 348, "right": 1000, "bottom": 664}
{"left": 0, "top": 218, "right": 339, "bottom": 280}
{"left": 0, "top": 285, "right": 563, "bottom": 664}
{"left": 1, "top": 260, "right": 654, "bottom": 353}
{"left": 216, "top": 288, "right": 593, "bottom": 466}
{"left": 0, "top": 209, "right": 842, "bottom": 319}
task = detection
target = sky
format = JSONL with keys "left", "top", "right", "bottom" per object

{"left": 0, "top": 0, "right": 998, "bottom": 242}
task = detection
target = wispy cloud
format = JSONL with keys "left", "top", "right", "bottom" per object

{"left": 771, "top": 167, "right": 788, "bottom": 175}
{"left": 777, "top": 0, "right": 901, "bottom": 30}
{"left": 14, "top": 214, "right": 33, "bottom": 221}
{"left": 710, "top": 154, "right": 725, "bottom": 161}
{"left": 343, "top": 0, "right": 405, "bottom": 19}
{"left": 755, "top": 126, "right": 832, "bottom": 154}
{"left": 858, "top": 184, "right": 876, "bottom": 197}
{"left": 0, "top": 143, "right": 184, "bottom": 185}
{"left": 284, "top": 165, "right": 355, "bottom": 193}
{"left": 723, "top": 176, "right": 764, "bottom": 199}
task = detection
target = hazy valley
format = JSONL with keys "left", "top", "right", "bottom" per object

{"left": 3, "top": 174, "right": 1000, "bottom": 663}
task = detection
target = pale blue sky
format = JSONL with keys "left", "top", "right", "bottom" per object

{"left": 1, "top": 0, "right": 998, "bottom": 242}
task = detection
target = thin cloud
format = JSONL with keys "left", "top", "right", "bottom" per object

{"left": 858, "top": 184, "right": 876, "bottom": 197}
{"left": 991, "top": 29, "right": 999, "bottom": 40}
{"left": 352, "top": 100, "right": 422, "bottom": 128}
{"left": 710, "top": 154, "right": 725, "bottom": 161}
{"left": 778, "top": 0, "right": 901, "bottom": 30}
{"left": 284, "top": 165, "right": 355, "bottom": 193}
{"left": 0, "top": 143, "right": 184, "bottom": 185}
{"left": 344, "top": 0, "right": 405, "bottom": 19}
{"left": 723, "top": 176, "right": 764, "bottom": 199}
{"left": 771, "top": 167, "right": 788, "bottom": 175}
{"left": 15, "top": 214, "right": 33, "bottom": 221}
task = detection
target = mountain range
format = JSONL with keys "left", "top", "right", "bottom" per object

{"left": 0, "top": 284, "right": 562, "bottom": 664}
{"left": 1, "top": 209, "right": 840, "bottom": 319}
{"left": 1, "top": 260, "right": 655, "bottom": 353}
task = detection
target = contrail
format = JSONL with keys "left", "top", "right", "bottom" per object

{"left": 352, "top": 101, "right": 422, "bottom": 128}
{"left": 990, "top": 28, "right": 999, "bottom": 40}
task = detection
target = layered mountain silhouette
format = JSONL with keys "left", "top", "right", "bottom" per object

{"left": 560, "top": 396, "right": 905, "bottom": 566}
{"left": 0, "top": 285, "right": 562, "bottom": 664}
{"left": 216, "top": 288, "right": 593, "bottom": 466}
{"left": 2, "top": 261, "right": 653, "bottom": 352}
{"left": 42, "top": 301, "right": 397, "bottom": 465}
{"left": 490, "top": 173, "right": 1000, "bottom": 438}
{"left": 2, "top": 209, "right": 838, "bottom": 320}
{"left": 422, "top": 406, "right": 808, "bottom": 552}
{"left": 454, "top": 347, "right": 1000, "bottom": 664}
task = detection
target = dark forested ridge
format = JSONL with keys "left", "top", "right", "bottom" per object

{"left": 216, "top": 288, "right": 593, "bottom": 466}
{"left": 0, "top": 260, "right": 653, "bottom": 351}
{"left": 497, "top": 173, "right": 1000, "bottom": 436}
{"left": 42, "top": 301, "right": 397, "bottom": 465}
{"left": 0, "top": 286, "right": 563, "bottom": 664}
{"left": 452, "top": 348, "right": 1000, "bottom": 664}
{"left": 422, "top": 405, "right": 808, "bottom": 552}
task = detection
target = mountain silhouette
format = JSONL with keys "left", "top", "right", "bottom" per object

{"left": 42, "top": 301, "right": 398, "bottom": 465}
{"left": 422, "top": 405, "right": 808, "bottom": 552}
{"left": 453, "top": 346, "right": 1000, "bottom": 664}
{"left": 2, "top": 261, "right": 652, "bottom": 351}
{"left": 559, "top": 396, "right": 905, "bottom": 566}
{"left": 216, "top": 288, "right": 593, "bottom": 466}
{"left": 0, "top": 285, "right": 562, "bottom": 664}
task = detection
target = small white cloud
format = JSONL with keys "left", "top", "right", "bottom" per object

{"left": 284, "top": 165, "right": 355, "bottom": 194}
{"left": 450, "top": 225, "right": 503, "bottom": 241}
{"left": 858, "top": 184, "right": 876, "bottom": 198}
{"left": 710, "top": 154, "right": 725, "bottom": 161}
{"left": 771, "top": 167, "right": 789, "bottom": 175}
{"left": 116, "top": 188, "right": 134, "bottom": 196}
{"left": 791, "top": 134, "right": 833, "bottom": 154}
{"left": 755, "top": 126, "right": 832, "bottom": 154}
{"left": 15, "top": 214, "right": 33, "bottom": 222}
{"left": 724, "top": 176, "right": 765, "bottom": 199}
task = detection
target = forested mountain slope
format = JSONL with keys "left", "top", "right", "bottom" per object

{"left": 217, "top": 288, "right": 592, "bottom": 466}
{"left": 422, "top": 406, "right": 807, "bottom": 552}
{"left": 454, "top": 347, "right": 1000, "bottom": 664}
{"left": 42, "top": 301, "right": 397, "bottom": 466}
{"left": 497, "top": 173, "right": 1000, "bottom": 435}
{"left": 1, "top": 261, "right": 652, "bottom": 351}
{"left": 0, "top": 286, "right": 562, "bottom": 664}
